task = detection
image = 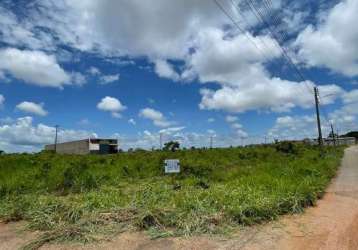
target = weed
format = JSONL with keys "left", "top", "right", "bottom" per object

{"left": 0, "top": 144, "right": 344, "bottom": 248}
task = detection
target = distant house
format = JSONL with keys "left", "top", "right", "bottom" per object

{"left": 309, "top": 137, "right": 356, "bottom": 146}
{"left": 324, "top": 137, "right": 356, "bottom": 146}
{"left": 45, "top": 138, "right": 118, "bottom": 155}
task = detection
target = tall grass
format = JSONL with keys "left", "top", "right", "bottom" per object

{"left": 0, "top": 144, "right": 344, "bottom": 248}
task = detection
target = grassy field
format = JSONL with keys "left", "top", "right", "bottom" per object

{"left": 0, "top": 143, "right": 344, "bottom": 249}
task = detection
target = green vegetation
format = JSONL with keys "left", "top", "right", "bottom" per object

{"left": 163, "top": 140, "right": 180, "bottom": 152}
{"left": 341, "top": 131, "right": 358, "bottom": 139}
{"left": 0, "top": 143, "right": 344, "bottom": 249}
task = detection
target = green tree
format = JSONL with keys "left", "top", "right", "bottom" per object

{"left": 163, "top": 141, "right": 180, "bottom": 152}
{"left": 342, "top": 131, "right": 358, "bottom": 139}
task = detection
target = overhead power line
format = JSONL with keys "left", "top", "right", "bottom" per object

{"left": 214, "top": 0, "right": 327, "bottom": 147}
{"left": 259, "top": 0, "right": 289, "bottom": 44}
{"left": 213, "top": 0, "right": 278, "bottom": 66}
{"left": 243, "top": 0, "right": 314, "bottom": 95}
{"left": 228, "top": 0, "right": 284, "bottom": 74}
{"left": 242, "top": 0, "right": 285, "bottom": 45}
{"left": 227, "top": 0, "right": 314, "bottom": 101}
{"left": 316, "top": 88, "right": 339, "bottom": 126}
{"left": 318, "top": 93, "right": 334, "bottom": 132}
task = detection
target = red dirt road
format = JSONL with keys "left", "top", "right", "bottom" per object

{"left": 1, "top": 146, "right": 358, "bottom": 250}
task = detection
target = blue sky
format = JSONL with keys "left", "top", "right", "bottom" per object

{"left": 0, "top": 0, "right": 357, "bottom": 152}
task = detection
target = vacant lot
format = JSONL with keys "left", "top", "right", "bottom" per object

{"left": 0, "top": 144, "right": 344, "bottom": 249}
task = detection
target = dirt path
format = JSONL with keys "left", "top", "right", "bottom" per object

{"left": 1, "top": 146, "right": 358, "bottom": 250}
{"left": 0, "top": 221, "right": 39, "bottom": 250}
{"left": 238, "top": 145, "right": 358, "bottom": 250}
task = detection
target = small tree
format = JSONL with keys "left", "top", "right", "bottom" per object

{"left": 163, "top": 141, "right": 180, "bottom": 152}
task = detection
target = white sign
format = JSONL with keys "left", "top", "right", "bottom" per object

{"left": 164, "top": 159, "right": 180, "bottom": 173}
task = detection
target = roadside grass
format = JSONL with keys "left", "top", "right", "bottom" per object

{"left": 0, "top": 143, "right": 344, "bottom": 249}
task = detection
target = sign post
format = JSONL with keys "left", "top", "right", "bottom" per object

{"left": 164, "top": 159, "right": 180, "bottom": 174}
{"left": 164, "top": 159, "right": 180, "bottom": 187}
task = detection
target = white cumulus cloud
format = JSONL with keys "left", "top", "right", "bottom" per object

{"left": 139, "top": 108, "right": 173, "bottom": 127}
{"left": 99, "top": 74, "right": 120, "bottom": 84}
{"left": 0, "top": 48, "right": 71, "bottom": 88}
{"left": 88, "top": 66, "right": 101, "bottom": 76}
{"left": 182, "top": 28, "right": 343, "bottom": 113}
{"left": 226, "top": 115, "right": 238, "bottom": 123}
{"left": 159, "top": 126, "right": 186, "bottom": 134}
{"left": 329, "top": 89, "right": 358, "bottom": 133}
{"left": 294, "top": 0, "right": 358, "bottom": 77}
{"left": 268, "top": 114, "right": 341, "bottom": 140}
{"left": 71, "top": 72, "right": 86, "bottom": 86}
{"left": 154, "top": 59, "right": 180, "bottom": 81}
{"left": 0, "top": 116, "right": 97, "bottom": 152}
{"left": 97, "top": 96, "right": 126, "bottom": 118}
{"left": 16, "top": 101, "right": 48, "bottom": 116}
{"left": 128, "top": 118, "right": 136, "bottom": 125}
{"left": 0, "top": 1, "right": 348, "bottom": 116}
{"left": 343, "top": 89, "right": 358, "bottom": 104}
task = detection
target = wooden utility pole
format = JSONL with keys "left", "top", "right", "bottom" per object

{"left": 54, "top": 125, "right": 59, "bottom": 153}
{"left": 330, "top": 123, "right": 336, "bottom": 146}
{"left": 314, "top": 87, "right": 323, "bottom": 147}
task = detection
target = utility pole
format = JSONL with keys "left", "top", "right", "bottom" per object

{"left": 314, "top": 87, "right": 323, "bottom": 147}
{"left": 210, "top": 135, "right": 213, "bottom": 149}
{"left": 54, "top": 125, "right": 59, "bottom": 153}
{"left": 330, "top": 123, "right": 336, "bottom": 146}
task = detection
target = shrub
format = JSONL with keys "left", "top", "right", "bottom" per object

{"left": 275, "top": 141, "right": 298, "bottom": 154}
{"left": 60, "top": 162, "right": 98, "bottom": 193}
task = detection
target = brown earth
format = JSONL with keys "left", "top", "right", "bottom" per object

{"left": 1, "top": 146, "right": 358, "bottom": 250}
{"left": 0, "top": 221, "right": 40, "bottom": 250}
